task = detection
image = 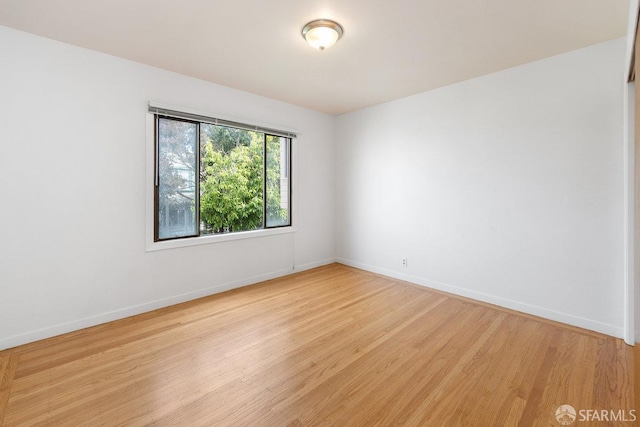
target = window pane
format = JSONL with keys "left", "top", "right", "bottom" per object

{"left": 200, "top": 124, "right": 264, "bottom": 234}
{"left": 157, "top": 118, "right": 198, "bottom": 239}
{"left": 266, "top": 135, "right": 291, "bottom": 227}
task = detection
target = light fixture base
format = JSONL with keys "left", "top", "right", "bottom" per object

{"left": 301, "top": 19, "right": 344, "bottom": 51}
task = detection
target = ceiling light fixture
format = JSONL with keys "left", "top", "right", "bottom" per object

{"left": 301, "top": 19, "right": 344, "bottom": 51}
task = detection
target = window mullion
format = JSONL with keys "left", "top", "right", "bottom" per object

{"left": 196, "top": 123, "right": 201, "bottom": 237}
{"left": 154, "top": 116, "right": 159, "bottom": 241}
{"left": 263, "top": 133, "right": 267, "bottom": 229}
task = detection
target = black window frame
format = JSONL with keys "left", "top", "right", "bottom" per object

{"left": 153, "top": 114, "right": 293, "bottom": 242}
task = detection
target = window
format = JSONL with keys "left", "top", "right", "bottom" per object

{"left": 153, "top": 109, "right": 293, "bottom": 242}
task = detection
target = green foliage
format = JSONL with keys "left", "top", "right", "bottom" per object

{"left": 200, "top": 132, "right": 264, "bottom": 232}
{"left": 201, "top": 124, "right": 253, "bottom": 154}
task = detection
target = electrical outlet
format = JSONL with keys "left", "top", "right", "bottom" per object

{"left": 401, "top": 257, "right": 408, "bottom": 267}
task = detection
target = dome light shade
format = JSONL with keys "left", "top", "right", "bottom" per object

{"left": 302, "top": 19, "right": 343, "bottom": 51}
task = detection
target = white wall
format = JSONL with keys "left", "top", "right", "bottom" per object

{"left": 625, "top": 81, "right": 636, "bottom": 344}
{"left": 0, "top": 24, "right": 629, "bottom": 348}
{"left": 336, "top": 38, "right": 626, "bottom": 337}
{"left": 0, "top": 26, "right": 335, "bottom": 350}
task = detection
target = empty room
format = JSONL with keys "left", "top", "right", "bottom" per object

{"left": 0, "top": 0, "right": 639, "bottom": 425}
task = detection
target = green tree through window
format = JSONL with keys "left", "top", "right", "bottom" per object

{"left": 155, "top": 116, "right": 291, "bottom": 241}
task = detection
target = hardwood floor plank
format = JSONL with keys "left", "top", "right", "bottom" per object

{"left": 0, "top": 351, "right": 18, "bottom": 426}
{"left": 635, "top": 343, "right": 640, "bottom": 417}
{"left": 0, "top": 264, "right": 634, "bottom": 426}
{"left": 271, "top": 298, "right": 460, "bottom": 426}
{"left": 518, "top": 328, "right": 562, "bottom": 426}
{"left": 153, "top": 286, "right": 445, "bottom": 425}
{"left": 504, "top": 396, "right": 527, "bottom": 426}
{"left": 405, "top": 312, "right": 507, "bottom": 426}
{"left": 448, "top": 316, "right": 542, "bottom": 426}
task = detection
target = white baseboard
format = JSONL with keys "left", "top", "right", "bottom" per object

{"left": 6, "top": 256, "right": 618, "bottom": 350}
{"left": 293, "top": 257, "right": 336, "bottom": 273}
{"left": 0, "top": 257, "right": 336, "bottom": 351}
{"left": 336, "top": 258, "right": 624, "bottom": 339}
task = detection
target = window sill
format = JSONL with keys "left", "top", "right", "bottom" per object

{"left": 146, "top": 227, "right": 296, "bottom": 252}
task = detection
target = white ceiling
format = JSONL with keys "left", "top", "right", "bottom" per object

{"left": 0, "top": 0, "right": 629, "bottom": 114}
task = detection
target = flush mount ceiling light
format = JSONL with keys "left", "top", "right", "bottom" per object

{"left": 301, "top": 19, "right": 344, "bottom": 51}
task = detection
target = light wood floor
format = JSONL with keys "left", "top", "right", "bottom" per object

{"left": 0, "top": 264, "right": 634, "bottom": 426}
